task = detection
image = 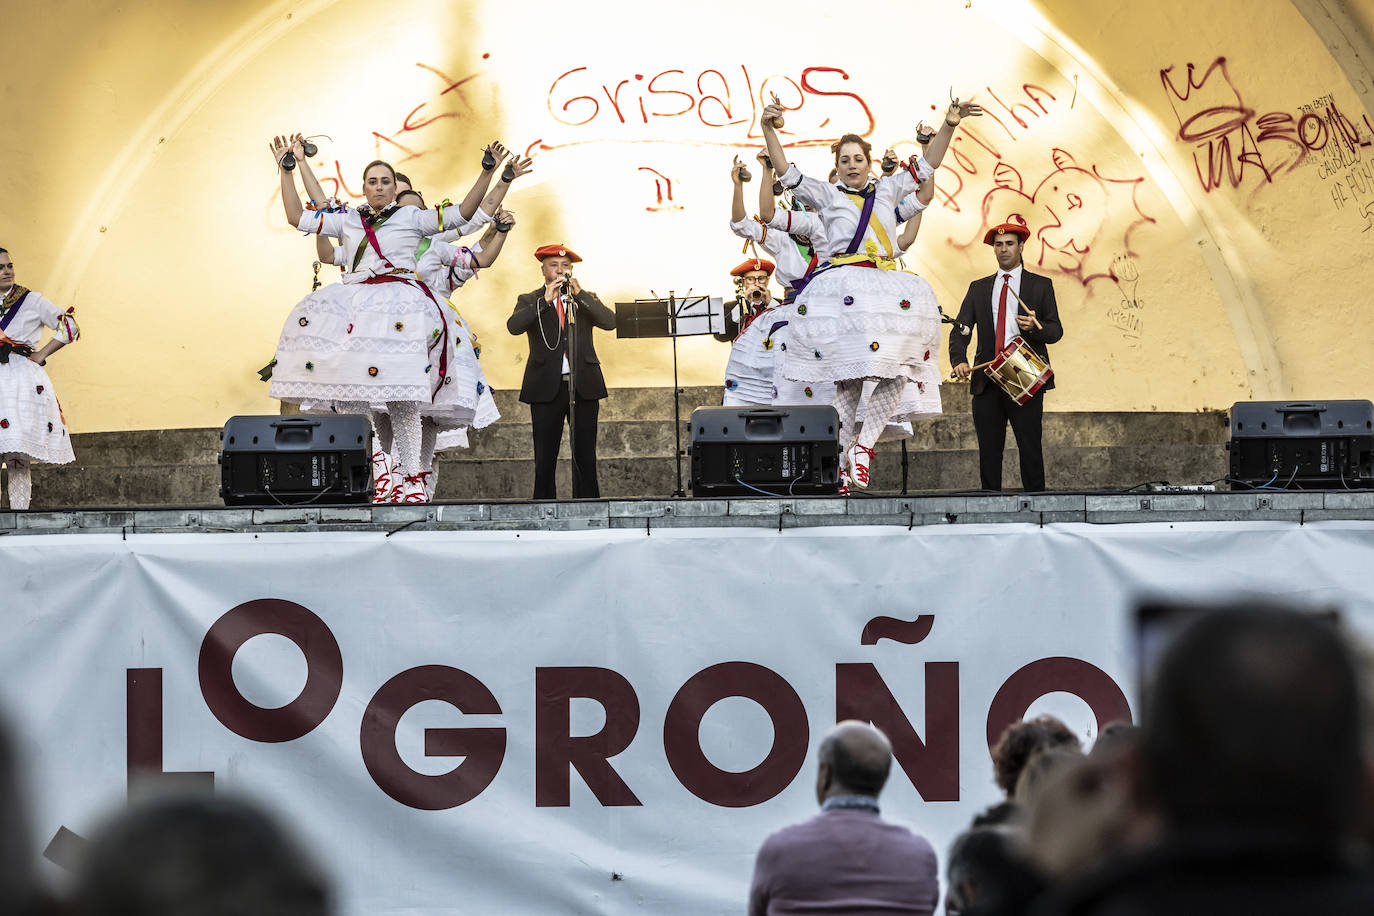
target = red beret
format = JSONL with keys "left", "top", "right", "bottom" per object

{"left": 534, "top": 244, "right": 582, "bottom": 263}
{"left": 730, "top": 258, "right": 776, "bottom": 277}
{"left": 983, "top": 219, "right": 1032, "bottom": 245}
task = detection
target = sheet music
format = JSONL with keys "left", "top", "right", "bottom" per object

{"left": 671, "top": 296, "right": 725, "bottom": 337}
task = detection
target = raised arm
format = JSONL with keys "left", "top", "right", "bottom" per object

{"left": 473, "top": 212, "right": 510, "bottom": 268}
{"left": 455, "top": 141, "right": 508, "bottom": 220}
{"left": 895, "top": 181, "right": 936, "bottom": 253}
{"left": 756, "top": 150, "right": 777, "bottom": 224}
{"left": 760, "top": 102, "right": 792, "bottom": 179}
{"left": 922, "top": 98, "right": 983, "bottom": 171}
{"left": 291, "top": 134, "right": 331, "bottom": 209}
{"left": 730, "top": 156, "right": 748, "bottom": 223}
{"left": 270, "top": 135, "right": 304, "bottom": 227}
{"left": 475, "top": 153, "right": 532, "bottom": 217}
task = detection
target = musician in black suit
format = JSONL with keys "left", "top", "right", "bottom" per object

{"left": 950, "top": 220, "right": 1063, "bottom": 492}
{"left": 507, "top": 244, "right": 616, "bottom": 499}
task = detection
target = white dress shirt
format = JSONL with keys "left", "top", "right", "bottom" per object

{"left": 991, "top": 264, "right": 1025, "bottom": 351}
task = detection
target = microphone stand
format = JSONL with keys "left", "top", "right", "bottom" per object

{"left": 563, "top": 276, "right": 579, "bottom": 497}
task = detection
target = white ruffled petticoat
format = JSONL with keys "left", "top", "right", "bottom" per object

{"left": 434, "top": 314, "right": 499, "bottom": 452}
{"left": 724, "top": 309, "right": 919, "bottom": 439}
{"left": 777, "top": 264, "right": 943, "bottom": 422}
{"left": 0, "top": 357, "right": 74, "bottom": 463}
{"left": 270, "top": 277, "right": 478, "bottom": 428}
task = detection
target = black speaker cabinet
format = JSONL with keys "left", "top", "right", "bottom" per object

{"left": 220, "top": 415, "right": 373, "bottom": 506}
{"left": 688, "top": 406, "right": 840, "bottom": 496}
{"left": 1228, "top": 400, "right": 1374, "bottom": 489}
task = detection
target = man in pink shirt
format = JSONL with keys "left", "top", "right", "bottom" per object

{"left": 748, "top": 721, "right": 940, "bottom": 915}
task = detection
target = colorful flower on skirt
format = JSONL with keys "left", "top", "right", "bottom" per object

{"left": 762, "top": 337, "right": 773, "bottom": 350}
{"left": 476, "top": 381, "right": 485, "bottom": 394}
{"left": 35, "top": 385, "right": 43, "bottom": 394}
{"left": 1, "top": 419, "right": 8, "bottom": 429}
{"left": 726, "top": 379, "right": 738, "bottom": 390}
{"left": 804, "top": 387, "right": 813, "bottom": 398}
{"left": 47, "top": 422, "right": 53, "bottom": 432}
{"left": 797, "top": 304, "right": 807, "bottom": 316}
{"left": 394, "top": 322, "right": 404, "bottom": 332}
{"left": 299, "top": 317, "right": 309, "bottom": 326}
{"left": 900, "top": 299, "right": 911, "bottom": 310}
{"left": 917, "top": 381, "right": 926, "bottom": 393}
{"left": 924, "top": 349, "right": 931, "bottom": 360}
{"left": 869, "top": 341, "right": 880, "bottom": 351}
{"left": 473, "top": 344, "right": 482, "bottom": 358}
{"left": 347, "top": 323, "right": 353, "bottom": 334}
{"left": 431, "top": 328, "right": 442, "bottom": 340}
{"left": 368, "top": 366, "right": 378, "bottom": 377}
{"left": 771, "top": 385, "right": 779, "bottom": 398}
{"left": 842, "top": 295, "right": 854, "bottom": 306}
{"left": 780, "top": 342, "right": 787, "bottom": 351}
{"left": 424, "top": 364, "right": 433, "bottom": 373}
{"left": 305, "top": 361, "right": 314, "bottom": 371}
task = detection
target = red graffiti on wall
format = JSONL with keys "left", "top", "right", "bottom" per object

{"left": 1160, "top": 56, "right": 1371, "bottom": 197}
{"left": 637, "top": 167, "right": 683, "bottom": 212}
{"left": 973, "top": 150, "right": 1156, "bottom": 287}
{"left": 931, "top": 80, "right": 1157, "bottom": 289}
{"left": 541, "top": 64, "right": 875, "bottom": 152}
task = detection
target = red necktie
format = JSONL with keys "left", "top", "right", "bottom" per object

{"left": 995, "top": 273, "right": 1011, "bottom": 353}
{"left": 554, "top": 294, "right": 566, "bottom": 329}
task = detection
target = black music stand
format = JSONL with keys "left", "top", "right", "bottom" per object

{"left": 615, "top": 292, "right": 726, "bottom": 497}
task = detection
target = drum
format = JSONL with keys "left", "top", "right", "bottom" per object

{"left": 986, "top": 336, "right": 1053, "bottom": 405}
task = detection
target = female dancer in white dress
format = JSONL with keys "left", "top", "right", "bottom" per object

{"left": 326, "top": 193, "right": 508, "bottom": 501}
{"left": 0, "top": 249, "right": 79, "bottom": 509}
{"left": 267, "top": 135, "right": 529, "bottom": 501}
{"left": 401, "top": 188, "right": 512, "bottom": 499}
{"left": 760, "top": 98, "right": 980, "bottom": 488}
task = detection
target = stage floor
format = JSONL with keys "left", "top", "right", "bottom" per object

{"left": 5, "top": 490, "right": 1372, "bottom": 534}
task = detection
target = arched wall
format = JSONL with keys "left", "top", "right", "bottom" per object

{"left": 2, "top": 0, "right": 1370, "bottom": 432}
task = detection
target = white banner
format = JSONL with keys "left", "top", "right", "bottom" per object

{"left": 4, "top": 521, "right": 1374, "bottom": 914}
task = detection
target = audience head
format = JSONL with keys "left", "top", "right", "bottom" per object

{"left": 1090, "top": 721, "right": 1139, "bottom": 758}
{"left": 814, "top": 720, "right": 893, "bottom": 804}
{"left": 1142, "top": 602, "right": 1362, "bottom": 840}
{"left": 990, "top": 715, "right": 1082, "bottom": 797}
{"left": 0, "top": 713, "right": 43, "bottom": 914}
{"left": 946, "top": 827, "right": 1044, "bottom": 916}
{"left": 1013, "top": 747, "right": 1085, "bottom": 808}
{"left": 70, "top": 793, "right": 331, "bottom": 916}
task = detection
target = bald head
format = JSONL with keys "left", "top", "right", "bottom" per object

{"left": 817, "top": 721, "right": 893, "bottom": 801}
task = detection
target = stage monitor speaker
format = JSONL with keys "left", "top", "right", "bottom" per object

{"left": 1227, "top": 400, "right": 1374, "bottom": 489}
{"left": 219, "top": 415, "right": 373, "bottom": 506}
{"left": 688, "top": 406, "right": 840, "bottom": 496}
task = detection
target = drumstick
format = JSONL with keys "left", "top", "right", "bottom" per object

{"left": 950, "top": 358, "right": 995, "bottom": 380}
{"left": 1004, "top": 285, "right": 1043, "bottom": 330}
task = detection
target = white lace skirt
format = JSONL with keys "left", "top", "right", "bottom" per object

{"left": 270, "top": 279, "right": 477, "bottom": 426}
{"left": 434, "top": 316, "right": 499, "bottom": 452}
{"left": 724, "top": 312, "right": 925, "bottom": 434}
{"left": 778, "top": 265, "right": 943, "bottom": 409}
{"left": 0, "top": 357, "right": 75, "bottom": 463}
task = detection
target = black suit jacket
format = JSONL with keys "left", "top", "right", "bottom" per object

{"left": 508, "top": 284, "right": 617, "bottom": 403}
{"left": 948, "top": 269, "right": 1063, "bottom": 396}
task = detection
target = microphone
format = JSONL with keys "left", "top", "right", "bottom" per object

{"left": 940, "top": 310, "right": 971, "bottom": 337}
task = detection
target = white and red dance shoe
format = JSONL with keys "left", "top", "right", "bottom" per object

{"left": 847, "top": 443, "right": 875, "bottom": 490}
{"left": 400, "top": 473, "right": 428, "bottom": 504}
{"left": 371, "top": 450, "right": 396, "bottom": 504}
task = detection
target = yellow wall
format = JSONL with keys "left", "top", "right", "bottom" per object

{"left": 2, "top": 0, "right": 1371, "bottom": 432}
